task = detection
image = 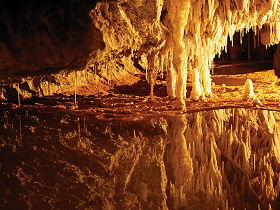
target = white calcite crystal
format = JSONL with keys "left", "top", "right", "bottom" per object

{"left": 242, "top": 79, "right": 256, "bottom": 100}
{"left": 161, "top": 0, "right": 280, "bottom": 108}
{"left": 242, "top": 79, "right": 261, "bottom": 104}
{"left": 190, "top": 68, "right": 204, "bottom": 101}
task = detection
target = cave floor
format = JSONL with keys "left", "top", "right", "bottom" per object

{"left": 1, "top": 69, "right": 280, "bottom": 120}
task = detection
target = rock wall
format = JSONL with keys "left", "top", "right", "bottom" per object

{"left": 0, "top": 0, "right": 166, "bottom": 98}
{"left": 0, "top": 0, "right": 165, "bottom": 82}
{"left": 0, "top": 0, "right": 104, "bottom": 80}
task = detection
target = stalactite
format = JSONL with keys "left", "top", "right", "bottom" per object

{"left": 168, "top": 0, "right": 190, "bottom": 108}
{"left": 165, "top": 0, "right": 279, "bottom": 108}
{"left": 147, "top": 51, "right": 159, "bottom": 102}
{"left": 77, "top": 117, "right": 80, "bottom": 142}
{"left": 166, "top": 51, "right": 176, "bottom": 98}
{"left": 248, "top": 32, "right": 251, "bottom": 61}
{"left": 254, "top": 30, "right": 257, "bottom": 49}
{"left": 74, "top": 70, "right": 77, "bottom": 108}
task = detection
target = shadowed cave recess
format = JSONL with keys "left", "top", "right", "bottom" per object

{"left": 1, "top": 0, "right": 280, "bottom": 209}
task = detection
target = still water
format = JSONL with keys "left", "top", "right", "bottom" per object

{"left": 1, "top": 107, "right": 280, "bottom": 209}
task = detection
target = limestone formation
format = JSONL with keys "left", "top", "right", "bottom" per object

{"left": 1, "top": 0, "right": 280, "bottom": 106}
{"left": 0, "top": 0, "right": 104, "bottom": 79}
{"left": 1, "top": 1, "right": 280, "bottom": 209}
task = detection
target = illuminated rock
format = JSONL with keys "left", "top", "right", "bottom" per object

{"left": 242, "top": 79, "right": 261, "bottom": 104}
{"left": 1, "top": 0, "right": 280, "bottom": 104}
{"left": 165, "top": 0, "right": 280, "bottom": 107}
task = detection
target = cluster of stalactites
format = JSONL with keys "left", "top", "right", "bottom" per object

{"left": 145, "top": 0, "right": 280, "bottom": 108}
{"left": 261, "top": 22, "right": 280, "bottom": 47}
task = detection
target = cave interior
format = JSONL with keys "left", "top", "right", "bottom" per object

{"left": 1, "top": 0, "right": 280, "bottom": 209}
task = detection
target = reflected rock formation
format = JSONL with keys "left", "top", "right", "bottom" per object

{"left": 168, "top": 115, "right": 193, "bottom": 208}
{"left": 1, "top": 108, "right": 280, "bottom": 209}
{"left": 167, "top": 109, "right": 280, "bottom": 210}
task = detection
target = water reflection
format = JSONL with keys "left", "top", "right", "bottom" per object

{"left": 0, "top": 108, "right": 280, "bottom": 209}
{"left": 167, "top": 109, "right": 280, "bottom": 210}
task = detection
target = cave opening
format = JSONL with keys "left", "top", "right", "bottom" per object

{"left": 214, "top": 28, "right": 277, "bottom": 75}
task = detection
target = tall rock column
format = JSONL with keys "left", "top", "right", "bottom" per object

{"left": 168, "top": 0, "right": 190, "bottom": 108}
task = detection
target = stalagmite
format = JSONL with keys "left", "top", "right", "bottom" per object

{"left": 190, "top": 67, "right": 203, "bottom": 101}
{"left": 242, "top": 79, "right": 261, "bottom": 104}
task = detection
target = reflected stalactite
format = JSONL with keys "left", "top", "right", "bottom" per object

{"left": 168, "top": 115, "right": 193, "bottom": 209}
{"left": 1, "top": 107, "right": 280, "bottom": 209}
{"left": 74, "top": 70, "right": 77, "bottom": 108}
{"left": 167, "top": 109, "right": 280, "bottom": 209}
